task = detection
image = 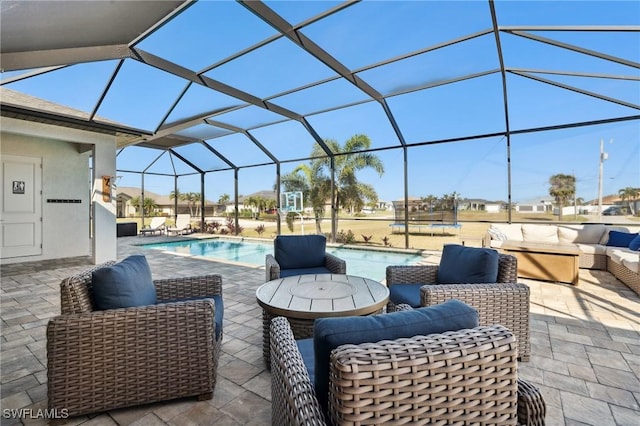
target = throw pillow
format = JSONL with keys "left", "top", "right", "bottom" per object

{"left": 274, "top": 235, "right": 326, "bottom": 269}
{"left": 437, "top": 244, "right": 499, "bottom": 284}
{"left": 487, "top": 226, "right": 507, "bottom": 241}
{"left": 629, "top": 234, "right": 640, "bottom": 251}
{"left": 92, "top": 255, "right": 156, "bottom": 310}
{"left": 312, "top": 299, "right": 479, "bottom": 415}
{"left": 606, "top": 230, "right": 638, "bottom": 248}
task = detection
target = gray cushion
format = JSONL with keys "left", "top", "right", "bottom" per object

{"left": 92, "top": 255, "right": 156, "bottom": 310}
{"left": 312, "top": 299, "right": 479, "bottom": 414}
{"left": 437, "top": 244, "right": 499, "bottom": 284}
{"left": 274, "top": 235, "right": 326, "bottom": 269}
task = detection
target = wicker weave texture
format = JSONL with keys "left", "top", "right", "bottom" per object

{"left": 608, "top": 258, "right": 640, "bottom": 296}
{"left": 578, "top": 252, "right": 607, "bottom": 270}
{"left": 270, "top": 316, "right": 326, "bottom": 426}
{"left": 49, "top": 268, "right": 223, "bottom": 417}
{"left": 421, "top": 283, "right": 531, "bottom": 361}
{"left": 270, "top": 316, "right": 546, "bottom": 426}
{"left": 329, "top": 326, "right": 518, "bottom": 425}
{"left": 265, "top": 252, "right": 347, "bottom": 281}
{"left": 386, "top": 254, "right": 530, "bottom": 361}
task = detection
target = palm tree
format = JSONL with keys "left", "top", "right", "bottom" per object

{"left": 218, "top": 193, "right": 230, "bottom": 205}
{"left": 130, "top": 196, "right": 157, "bottom": 216}
{"left": 618, "top": 187, "right": 639, "bottom": 215}
{"left": 549, "top": 174, "right": 576, "bottom": 220}
{"left": 308, "top": 134, "right": 385, "bottom": 233}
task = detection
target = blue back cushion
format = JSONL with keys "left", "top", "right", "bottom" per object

{"left": 279, "top": 266, "right": 332, "bottom": 278}
{"left": 629, "top": 234, "right": 640, "bottom": 251}
{"left": 606, "top": 230, "right": 638, "bottom": 248}
{"left": 312, "top": 299, "right": 479, "bottom": 414}
{"left": 92, "top": 255, "right": 156, "bottom": 310}
{"left": 437, "top": 244, "right": 499, "bottom": 284}
{"left": 274, "top": 235, "right": 326, "bottom": 269}
{"left": 388, "top": 283, "right": 423, "bottom": 307}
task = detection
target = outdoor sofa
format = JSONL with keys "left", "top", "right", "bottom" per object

{"left": 47, "top": 256, "right": 224, "bottom": 417}
{"left": 484, "top": 223, "right": 640, "bottom": 295}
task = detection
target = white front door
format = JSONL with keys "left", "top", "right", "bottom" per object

{"left": 1, "top": 155, "right": 42, "bottom": 259}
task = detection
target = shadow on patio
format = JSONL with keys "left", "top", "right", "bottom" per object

{"left": 1, "top": 236, "right": 638, "bottom": 425}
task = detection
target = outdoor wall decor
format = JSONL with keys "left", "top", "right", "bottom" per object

{"left": 12, "top": 181, "right": 25, "bottom": 194}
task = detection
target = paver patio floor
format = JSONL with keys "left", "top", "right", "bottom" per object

{"left": 1, "top": 235, "right": 639, "bottom": 425}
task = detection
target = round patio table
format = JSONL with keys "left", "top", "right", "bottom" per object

{"left": 256, "top": 273, "right": 389, "bottom": 367}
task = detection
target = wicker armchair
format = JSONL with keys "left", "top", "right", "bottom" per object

{"left": 265, "top": 235, "right": 346, "bottom": 281}
{"left": 47, "top": 262, "right": 223, "bottom": 417}
{"left": 270, "top": 315, "right": 546, "bottom": 426}
{"left": 386, "top": 252, "right": 531, "bottom": 361}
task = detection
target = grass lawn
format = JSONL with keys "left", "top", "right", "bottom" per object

{"left": 120, "top": 210, "right": 638, "bottom": 252}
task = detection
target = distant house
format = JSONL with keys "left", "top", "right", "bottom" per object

{"left": 515, "top": 198, "right": 554, "bottom": 214}
{"left": 116, "top": 187, "right": 220, "bottom": 218}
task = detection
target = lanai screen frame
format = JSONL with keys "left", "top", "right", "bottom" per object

{"left": 2, "top": 1, "right": 638, "bottom": 247}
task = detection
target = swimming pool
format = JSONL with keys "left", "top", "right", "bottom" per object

{"left": 142, "top": 238, "right": 423, "bottom": 281}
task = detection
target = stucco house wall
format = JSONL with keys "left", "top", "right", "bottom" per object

{"left": 1, "top": 116, "right": 117, "bottom": 264}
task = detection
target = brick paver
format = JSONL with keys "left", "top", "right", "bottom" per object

{"left": 1, "top": 235, "right": 639, "bottom": 425}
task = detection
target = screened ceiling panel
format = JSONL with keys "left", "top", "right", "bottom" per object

{"left": 96, "top": 60, "right": 186, "bottom": 131}
{"left": 4, "top": 61, "right": 118, "bottom": 113}
{"left": 175, "top": 123, "right": 234, "bottom": 140}
{"left": 357, "top": 34, "right": 500, "bottom": 96}
{"left": 528, "top": 31, "right": 640, "bottom": 63}
{"left": 205, "top": 133, "right": 272, "bottom": 167}
{"left": 306, "top": 101, "right": 401, "bottom": 150}
{"left": 493, "top": 0, "right": 639, "bottom": 26}
{"left": 270, "top": 78, "right": 368, "bottom": 115}
{"left": 210, "top": 105, "right": 287, "bottom": 130}
{"left": 249, "top": 120, "right": 323, "bottom": 161}
{"left": 300, "top": 0, "right": 492, "bottom": 70}
{"left": 387, "top": 74, "right": 506, "bottom": 143}
{"left": 135, "top": 0, "right": 278, "bottom": 71}
{"left": 501, "top": 33, "right": 638, "bottom": 75}
{"left": 204, "top": 37, "right": 337, "bottom": 98}
{"left": 264, "top": 1, "right": 343, "bottom": 26}
{"left": 173, "top": 142, "right": 230, "bottom": 172}
{"left": 530, "top": 73, "right": 639, "bottom": 107}
{"left": 164, "top": 83, "right": 247, "bottom": 125}
{"left": 506, "top": 73, "right": 639, "bottom": 129}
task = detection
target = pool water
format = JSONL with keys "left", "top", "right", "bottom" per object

{"left": 142, "top": 238, "right": 422, "bottom": 281}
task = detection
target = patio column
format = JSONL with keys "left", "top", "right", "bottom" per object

{"left": 92, "top": 140, "right": 117, "bottom": 264}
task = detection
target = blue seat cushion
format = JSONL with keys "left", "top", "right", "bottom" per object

{"left": 163, "top": 295, "right": 224, "bottom": 340}
{"left": 629, "top": 234, "right": 640, "bottom": 251}
{"left": 279, "top": 266, "right": 332, "bottom": 278}
{"left": 311, "top": 299, "right": 479, "bottom": 414}
{"left": 275, "top": 235, "right": 326, "bottom": 269}
{"left": 437, "top": 244, "right": 499, "bottom": 284}
{"left": 606, "top": 230, "right": 638, "bottom": 248}
{"left": 388, "top": 283, "right": 423, "bottom": 307}
{"left": 92, "top": 255, "right": 156, "bottom": 310}
{"left": 296, "top": 338, "right": 315, "bottom": 383}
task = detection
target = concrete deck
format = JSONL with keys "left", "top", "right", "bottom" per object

{"left": 1, "top": 235, "right": 639, "bottom": 425}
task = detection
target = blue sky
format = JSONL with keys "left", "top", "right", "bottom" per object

{"left": 3, "top": 0, "right": 639, "bottom": 204}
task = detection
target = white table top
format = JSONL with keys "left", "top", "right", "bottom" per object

{"left": 256, "top": 274, "right": 389, "bottom": 320}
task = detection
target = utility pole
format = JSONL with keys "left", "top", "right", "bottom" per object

{"left": 597, "top": 139, "right": 610, "bottom": 220}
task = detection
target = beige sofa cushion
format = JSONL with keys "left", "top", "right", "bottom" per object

{"left": 489, "top": 224, "right": 523, "bottom": 241}
{"left": 575, "top": 243, "right": 607, "bottom": 255}
{"left": 522, "top": 224, "right": 559, "bottom": 243}
{"left": 622, "top": 258, "right": 639, "bottom": 273}
{"left": 558, "top": 225, "right": 606, "bottom": 244}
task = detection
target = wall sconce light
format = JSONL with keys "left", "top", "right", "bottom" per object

{"left": 101, "top": 175, "right": 122, "bottom": 202}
